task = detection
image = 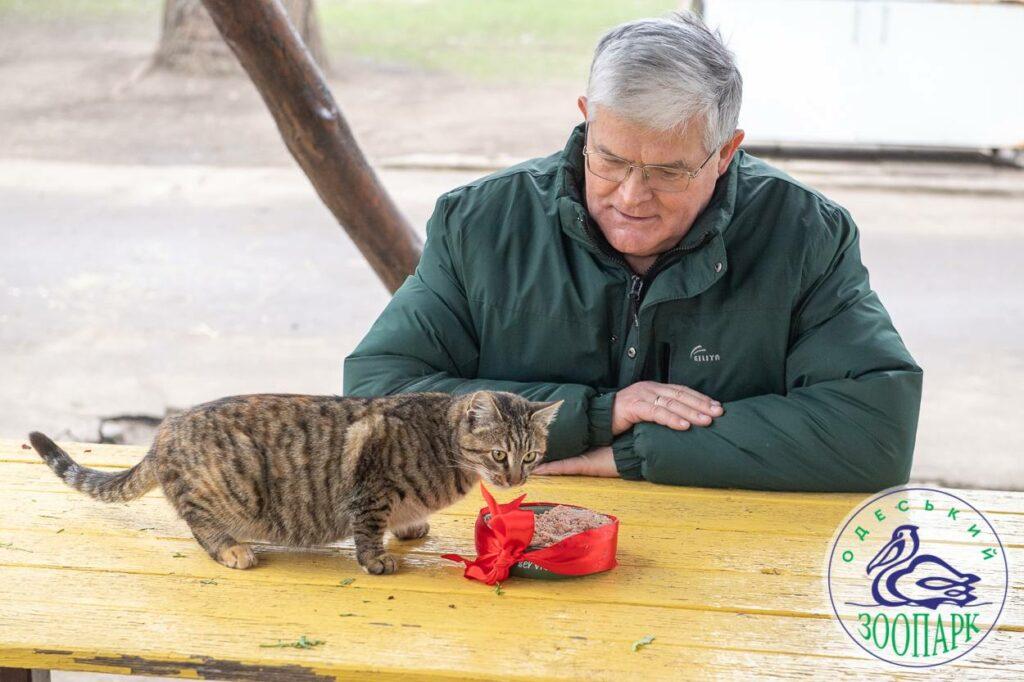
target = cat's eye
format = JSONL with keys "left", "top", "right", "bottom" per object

{"left": 491, "top": 450, "right": 507, "bottom": 462}
{"left": 523, "top": 451, "right": 540, "bottom": 463}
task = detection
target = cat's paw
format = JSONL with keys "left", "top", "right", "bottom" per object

{"left": 392, "top": 521, "right": 430, "bottom": 540}
{"left": 360, "top": 552, "right": 399, "bottom": 575}
{"left": 217, "top": 544, "right": 257, "bottom": 570}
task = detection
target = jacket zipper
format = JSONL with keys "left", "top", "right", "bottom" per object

{"left": 628, "top": 275, "right": 644, "bottom": 328}
{"left": 578, "top": 215, "right": 636, "bottom": 341}
{"left": 626, "top": 234, "right": 710, "bottom": 343}
{"left": 577, "top": 212, "right": 713, "bottom": 321}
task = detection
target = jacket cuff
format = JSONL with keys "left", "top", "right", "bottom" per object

{"left": 612, "top": 429, "right": 644, "bottom": 481}
{"left": 587, "top": 391, "right": 616, "bottom": 447}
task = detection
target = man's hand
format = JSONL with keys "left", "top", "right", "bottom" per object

{"left": 612, "top": 381, "right": 723, "bottom": 436}
{"left": 533, "top": 446, "right": 618, "bottom": 477}
{"left": 531, "top": 383, "right": 722, "bottom": 478}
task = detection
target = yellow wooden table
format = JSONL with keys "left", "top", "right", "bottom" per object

{"left": 0, "top": 438, "right": 1020, "bottom": 680}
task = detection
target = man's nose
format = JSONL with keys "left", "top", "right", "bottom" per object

{"left": 618, "top": 167, "right": 654, "bottom": 206}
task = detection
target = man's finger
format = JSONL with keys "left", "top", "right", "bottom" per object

{"left": 650, "top": 394, "right": 714, "bottom": 426}
{"left": 669, "top": 384, "right": 723, "bottom": 411}
{"left": 641, "top": 392, "right": 710, "bottom": 428}
{"left": 640, "top": 399, "right": 692, "bottom": 430}
{"left": 654, "top": 385, "right": 724, "bottom": 417}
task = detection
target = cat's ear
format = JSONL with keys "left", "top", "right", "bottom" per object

{"left": 530, "top": 400, "right": 564, "bottom": 430}
{"left": 466, "top": 391, "right": 501, "bottom": 429}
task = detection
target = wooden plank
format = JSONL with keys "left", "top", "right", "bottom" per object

{"left": 2, "top": 481, "right": 1020, "bottom": 628}
{"left": 4, "top": 441, "right": 1021, "bottom": 678}
{"left": 0, "top": 566, "right": 1020, "bottom": 680}
{"left": 1, "top": 526, "right": 1019, "bottom": 631}
{"left": 7, "top": 473, "right": 1023, "bottom": 579}
{"left": 11, "top": 486, "right": 1020, "bottom": 573}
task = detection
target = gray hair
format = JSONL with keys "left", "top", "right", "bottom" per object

{"left": 586, "top": 11, "right": 742, "bottom": 153}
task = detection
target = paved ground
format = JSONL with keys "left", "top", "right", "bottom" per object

{"left": 3, "top": 157, "right": 1023, "bottom": 492}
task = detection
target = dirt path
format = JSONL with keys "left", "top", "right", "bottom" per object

{"left": 0, "top": 14, "right": 581, "bottom": 168}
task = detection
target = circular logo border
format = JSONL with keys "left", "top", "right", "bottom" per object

{"left": 827, "top": 486, "right": 1009, "bottom": 668}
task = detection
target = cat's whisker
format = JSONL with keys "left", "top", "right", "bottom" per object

{"left": 442, "top": 462, "right": 481, "bottom": 477}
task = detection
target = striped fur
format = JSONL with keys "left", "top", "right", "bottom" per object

{"left": 29, "top": 391, "right": 562, "bottom": 575}
{"left": 30, "top": 431, "right": 157, "bottom": 502}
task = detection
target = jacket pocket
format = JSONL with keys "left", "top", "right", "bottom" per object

{"left": 652, "top": 306, "right": 790, "bottom": 401}
{"left": 640, "top": 342, "right": 673, "bottom": 383}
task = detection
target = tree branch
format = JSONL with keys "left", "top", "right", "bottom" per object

{"left": 201, "top": 0, "right": 422, "bottom": 293}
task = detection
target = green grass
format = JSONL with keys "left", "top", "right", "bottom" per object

{"left": 0, "top": 0, "right": 158, "bottom": 20}
{"left": 318, "top": 0, "right": 680, "bottom": 83}
{"left": 1, "top": 0, "right": 682, "bottom": 83}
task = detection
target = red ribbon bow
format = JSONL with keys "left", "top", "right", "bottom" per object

{"left": 441, "top": 483, "right": 619, "bottom": 585}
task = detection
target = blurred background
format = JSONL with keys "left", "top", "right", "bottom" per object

{"left": 2, "top": 0, "right": 1022, "bottom": 506}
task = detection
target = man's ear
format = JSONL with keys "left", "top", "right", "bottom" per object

{"left": 577, "top": 95, "right": 589, "bottom": 121}
{"left": 717, "top": 129, "right": 745, "bottom": 175}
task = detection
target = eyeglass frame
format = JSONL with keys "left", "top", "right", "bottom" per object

{"left": 582, "top": 123, "right": 718, "bottom": 193}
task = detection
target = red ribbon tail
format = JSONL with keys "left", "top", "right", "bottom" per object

{"left": 441, "top": 552, "right": 512, "bottom": 585}
{"left": 500, "top": 492, "right": 529, "bottom": 514}
{"left": 479, "top": 482, "right": 500, "bottom": 517}
{"left": 479, "top": 483, "right": 529, "bottom": 516}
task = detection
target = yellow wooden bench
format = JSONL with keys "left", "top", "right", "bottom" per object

{"left": 1, "top": 438, "right": 1020, "bottom": 680}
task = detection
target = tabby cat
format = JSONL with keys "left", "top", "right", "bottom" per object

{"left": 29, "top": 391, "right": 562, "bottom": 575}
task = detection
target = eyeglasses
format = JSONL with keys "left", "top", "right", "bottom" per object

{"left": 582, "top": 126, "right": 717, "bottom": 193}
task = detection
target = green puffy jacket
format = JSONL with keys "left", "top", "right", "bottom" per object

{"left": 344, "top": 124, "right": 922, "bottom": 492}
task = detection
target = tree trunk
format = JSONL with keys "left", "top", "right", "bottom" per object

{"left": 199, "top": 0, "right": 422, "bottom": 293}
{"left": 156, "top": 0, "right": 328, "bottom": 76}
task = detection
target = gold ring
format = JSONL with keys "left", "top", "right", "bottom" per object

{"left": 653, "top": 396, "right": 661, "bottom": 407}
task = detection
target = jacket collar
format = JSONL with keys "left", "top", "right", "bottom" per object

{"left": 555, "top": 122, "right": 740, "bottom": 300}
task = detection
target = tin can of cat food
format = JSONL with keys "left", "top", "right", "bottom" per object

{"left": 479, "top": 502, "right": 619, "bottom": 580}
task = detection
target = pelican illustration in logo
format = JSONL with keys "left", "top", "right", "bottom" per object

{"left": 861, "top": 524, "right": 982, "bottom": 610}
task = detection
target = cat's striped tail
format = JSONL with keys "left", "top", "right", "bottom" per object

{"left": 29, "top": 431, "right": 158, "bottom": 502}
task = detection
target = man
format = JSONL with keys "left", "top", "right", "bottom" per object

{"left": 343, "top": 12, "right": 922, "bottom": 491}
